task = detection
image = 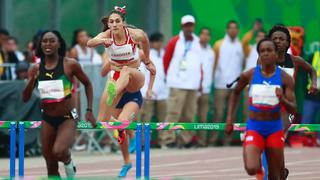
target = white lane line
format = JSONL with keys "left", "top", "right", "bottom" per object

{"left": 152, "top": 170, "right": 212, "bottom": 178}
{"left": 286, "top": 159, "right": 320, "bottom": 166}
{"left": 217, "top": 167, "right": 244, "bottom": 172}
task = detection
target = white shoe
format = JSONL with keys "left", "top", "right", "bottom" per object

{"left": 74, "top": 144, "right": 86, "bottom": 151}
{"left": 64, "top": 159, "right": 76, "bottom": 177}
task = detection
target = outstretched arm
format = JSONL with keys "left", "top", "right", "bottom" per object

{"left": 225, "top": 70, "right": 252, "bottom": 134}
{"left": 293, "top": 56, "right": 317, "bottom": 94}
{"left": 278, "top": 70, "right": 297, "bottom": 115}
{"left": 87, "top": 31, "right": 111, "bottom": 48}
{"left": 69, "top": 59, "right": 96, "bottom": 127}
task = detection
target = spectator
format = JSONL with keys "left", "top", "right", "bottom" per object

{"left": 196, "top": 27, "right": 215, "bottom": 147}
{"left": 242, "top": 18, "right": 263, "bottom": 57}
{"left": 0, "top": 29, "right": 9, "bottom": 80}
{"left": 15, "top": 61, "right": 29, "bottom": 80}
{"left": 69, "top": 29, "right": 102, "bottom": 121}
{"left": 24, "top": 41, "right": 34, "bottom": 63}
{"left": 139, "top": 32, "right": 168, "bottom": 146}
{"left": 301, "top": 50, "right": 320, "bottom": 145}
{"left": 5, "top": 36, "right": 25, "bottom": 63}
{"left": 162, "top": 15, "right": 202, "bottom": 148}
{"left": 209, "top": 20, "right": 244, "bottom": 146}
{"left": 69, "top": 28, "right": 102, "bottom": 65}
{"left": 242, "top": 30, "right": 266, "bottom": 122}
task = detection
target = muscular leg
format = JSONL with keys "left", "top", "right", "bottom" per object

{"left": 265, "top": 147, "right": 284, "bottom": 180}
{"left": 52, "top": 119, "right": 77, "bottom": 164}
{"left": 243, "top": 145, "right": 262, "bottom": 176}
{"left": 98, "top": 86, "right": 111, "bottom": 121}
{"left": 41, "top": 121, "right": 59, "bottom": 177}
{"left": 116, "top": 66, "right": 145, "bottom": 94}
{"left": 117, "top": 102, "right": 140, "bottom": 164}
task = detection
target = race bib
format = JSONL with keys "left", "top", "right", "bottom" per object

{"left": 251, "top": 84, "right": 280, "bottom": 106}
{"left": 38, "top": 80, "right": 65, "bottom": 100}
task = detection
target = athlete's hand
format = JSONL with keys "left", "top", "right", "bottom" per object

{"left": 103, "top": 38, "right": 113, "bottom": 48}
{"left": 224, "top": 123, "right": 234, "bottom": 135}
{"left": 85, "top": 111, "right": 97, "bottom": 128}
{"left": 29, "top": 67, "right": 38, "bottom": 81}
{"left": 146, "top": 89, "right": 157, "bottom": 100}
{"left": 308, "top": 84, "right": 317, "bottom": 94}
{"left": 146, "top": 89, "right": 153, "bottom": 99}
{"left": 275, "top": 87, "right": 283, "bottom": 100}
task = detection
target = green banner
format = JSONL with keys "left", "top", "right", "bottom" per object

{"left": 1, "top": 121, "right": 320, "bottom": 132}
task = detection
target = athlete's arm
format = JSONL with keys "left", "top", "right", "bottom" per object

{"left": 68, "top": 58, "right": 96, "bottom": 127}
{"left": 101, "top": 51, "right": 112, "bottom": 77}
{"left": 101, "top": 60, "right": 111, "bottom": 77}
{"left": 87, "top": 31, "right": 110, "bottom": 48}
{"left": 22, "top": 64, "right": 39, "bottom": 102}
{"left": 139, "top": 50, "right": 155, "bottom": 99}
{"left": 292, "top": 55, "right": 317, "bottom": 93}
{"left": 225, "top": 69, "right": 253, "bottom": 134}
{"left": 278, "top": 70, "right": 297, "bottom": 114}
{"left": 132, "top": 29, "right": 150, "bottom": 63}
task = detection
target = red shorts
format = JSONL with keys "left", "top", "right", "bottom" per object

{"left": 113, "top": 71, "right": 120, "bottom": 81}
{"left": 111, "top": 60, "right": 131, "bottom": 81}
{"left": 243, "top": 130, "right": 285, "bottom": 150}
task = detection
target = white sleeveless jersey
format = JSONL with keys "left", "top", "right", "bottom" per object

{"left": 107, "top": 27, "right": 139, "bottom": 61}
{"left": 75, "top": 44, "right": 93, "bottom": 62}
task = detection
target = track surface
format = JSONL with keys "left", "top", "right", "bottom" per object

{"left": 1, "top": 147, "right": 319, "bottom": 179}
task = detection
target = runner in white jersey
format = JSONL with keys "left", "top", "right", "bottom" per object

{"left": 87, "top": 6, "right": 155, "bottom": 178}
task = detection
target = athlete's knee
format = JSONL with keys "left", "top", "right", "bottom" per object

{"left": 52, "top": 146, "right": 69, "bottom": 161}
{"left": 245, "top": 164, "right": 260, "bottom": 176}
{"left": 120, "top": 66, "right": 129, "bottom": 74}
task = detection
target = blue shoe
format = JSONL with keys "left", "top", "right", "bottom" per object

{"left": 118, "top": 163, "right": 132, "bottom": 178}
{"left": 129, "top": 137, "right": 136, "bottom": 154}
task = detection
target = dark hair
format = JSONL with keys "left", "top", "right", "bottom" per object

{"left": 32, "top": 29, "right": 44, "bottom": 50}
{"left": 149, "top": 32, "right": 164, "bottom": 43}
{"left": 36, "top": 30, "right": 67, "bottom": 59}
{"left": 101, "top": 10, "right": 126, "bottom": 32}
{"left": 227, "top": 20, "right": 238, "bottom": 29}
{"left": 71, "top": 28, "right": 85, "bottom": 47}
{"left": 199, "top": 27, "right": 211, "bottom": 35}
{"left": 268, "top": 25, "right": 291, "bottom": 50}
{"left": 255, "top": 18, "right": 262, "bottom": 24}
{"left": 256, "top": 38, "right": 277, "bottom": 53}
{"left": 8, "top": 36, "right": 18, "bottom": 44}
{"left": 0, "top": 28, "right": 9, "bottom": 36}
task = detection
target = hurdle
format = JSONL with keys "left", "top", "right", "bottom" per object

{"left": 142, "top": 122, "right": 320, "bottom": 180}
{"left": 1, "top": 121, "right": 320, "bottom": 179}
{"left": 0, "top": 121, "right": 142, "bottom": 179}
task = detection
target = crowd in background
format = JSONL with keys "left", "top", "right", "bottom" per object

{"left": 0, "top": 15, "right": 319, "bottom": 150}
